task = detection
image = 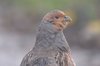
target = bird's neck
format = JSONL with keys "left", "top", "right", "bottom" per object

{"left": 33, "top": 27, "right": 67, "bottom": 50}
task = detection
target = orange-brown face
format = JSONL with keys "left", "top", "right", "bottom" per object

{"left": 42, "top": 10, "right": 72, "bottom": 31}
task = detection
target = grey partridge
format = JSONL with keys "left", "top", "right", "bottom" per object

{"left": 20, "top": 10, "right": 76, "bottom": 66}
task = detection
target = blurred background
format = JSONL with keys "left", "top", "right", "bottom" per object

{"left": 0, "top": 0, "right": 100, "bottom": 66}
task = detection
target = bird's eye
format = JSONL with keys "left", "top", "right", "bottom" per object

{"left": 55, "top": 16, "right": 59, "bottom": 19}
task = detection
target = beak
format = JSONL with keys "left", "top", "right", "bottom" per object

{"left": 64, "top": 16, "right": 72, "bottom": 22}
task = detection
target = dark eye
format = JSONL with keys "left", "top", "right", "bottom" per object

{"left": 55, "top": 16, "right": 59, "bottom": 19}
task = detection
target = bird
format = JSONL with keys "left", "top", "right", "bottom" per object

{"left": 20, "top": 10, "right": 76, "bottom": 66}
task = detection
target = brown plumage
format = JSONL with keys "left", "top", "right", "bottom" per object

{"left": 20, "top": 10, "right": 76, "bottom": 66}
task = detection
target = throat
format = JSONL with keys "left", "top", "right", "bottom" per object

{"left": 34, "top": 29, "right": 57, "bottom": 48}
{"left": 33, "top": 23, "right": 68, "bottom": 50}
{"left": 34, "top": 28, "right": 67, "bottom": 49}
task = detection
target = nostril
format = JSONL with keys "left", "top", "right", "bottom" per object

{"left": 64, "top": 16, "right": 68, "bottom": 21}
{"left": 64, "top": 16, "right": 68, "bottom": 19}
{"left": 64, "top": 16, "right": 72, "bottom": 22}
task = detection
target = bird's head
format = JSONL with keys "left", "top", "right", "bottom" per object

{"left": 40, "top": 10, "right": 72, "bottom": 33}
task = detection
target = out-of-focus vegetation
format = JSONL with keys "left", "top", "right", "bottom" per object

{"left": 0, "top": 0, "right": 100, "bottom": 66}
